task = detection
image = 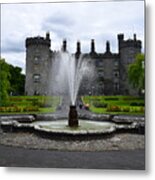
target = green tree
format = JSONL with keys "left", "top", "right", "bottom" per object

{"left": 9, "top": 64, "right": 25, "bottom": 95}
{"left": 0, "top": 58, "right": 10, "bottom": 106}
{"left": 128, "top": 53, "right": 145, "bottom": 93}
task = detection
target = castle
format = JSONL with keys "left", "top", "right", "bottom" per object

{"left": 25, "top": 32, "right": 142, "bottom": 96}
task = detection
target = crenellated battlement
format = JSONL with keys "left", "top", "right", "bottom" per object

{"left": 26, "top": 34, "right": 51, "bottom": 48}
{"left": 118, "top": 33, "right": 142, "bottom": 50}
{"left": 119, "top": 39, "right": 142, "bottom": 49}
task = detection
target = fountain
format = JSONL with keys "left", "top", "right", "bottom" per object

{"left": 68, "top": 105, "right": 78, "bottom": 127}
{"left": 50, "top": 42, "right": 94, "bottom": 128}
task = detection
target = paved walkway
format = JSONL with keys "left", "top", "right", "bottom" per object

{"left": 0, "top": 145, "right": 145, "bottom": 170}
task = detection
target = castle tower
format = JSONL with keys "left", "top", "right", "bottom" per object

{"left": 25, "top": 32, "right": 51, "bottom": 95}
{"left": 118, "top": 33, "right": 142, "bottom": 95}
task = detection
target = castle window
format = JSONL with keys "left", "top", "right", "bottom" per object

{"left": 114, "top": 71, "right": 119, "bottom": 77}
{"left": 114, "top": 60, "right": 118, "bottom": 66}
{"left": 34, "top": 56, "right": 39, "bottom": 64}
{"left": 96, "top": 60, "right": 103, "bottom": 67}
{"left": 33, "top": 74, "right": 40, "bottom": 82}
{"left": 99, "top": 61, "right": 103, "bottom": 66}
{"left": 98, "top": 71, "right": 104, "bottom": 77}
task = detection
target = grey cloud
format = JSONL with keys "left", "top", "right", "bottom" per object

{"left": 1, "top": 39, "right": 25, "bottom": 53}
{"left": 41, "top": 13, "right": 75, "bottom": 39}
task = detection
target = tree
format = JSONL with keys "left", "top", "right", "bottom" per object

{"left": 128, "top": 53, "right": 145, "bottom": 94}
{"left": 0, "top": 58, "right": 25, "bottom": 106}
{"left": 0, "top": 58, "right": 10, "bottom": 105}
{"left": 8, "top": 64, "right": 25, "bottom": 95}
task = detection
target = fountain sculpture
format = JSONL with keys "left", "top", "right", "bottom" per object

{"left": 68, "top": 105, "right": 78, "bottom": 127}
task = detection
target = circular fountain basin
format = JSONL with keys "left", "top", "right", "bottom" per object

{"left": 33, "top": 120, "right": 116, "bottom": 135}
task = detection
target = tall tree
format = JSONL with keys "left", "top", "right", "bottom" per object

{"left": 128, "top": 53, "right": 145, "bottom": 93}
{"left": 0, "top": 58, "right": 10, "bottom": 105}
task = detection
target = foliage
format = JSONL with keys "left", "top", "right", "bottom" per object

{"left": 0, "top": 96, "right": 61, "bottom": 114}
{"left": 128, "top": 53, "right": 145, "bottom": 92}
{"left": 8, "top": 64, "right": 25, "bottom": 95}
{"left": 82, "top": 95, "right": 144, "bottom": 115}
{"left": 0, "top": 58, "right": 10, "bottom": 105}
{"left": 0, "top": 58, "right": 25, "bottom": 106}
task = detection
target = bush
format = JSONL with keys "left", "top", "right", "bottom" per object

{"left": 130, "top": 102, "right": 145, "bottom": 106}
{"left": 0, "top": 106, "right": 22, "bottom": 113}
{"left": 93, "top": 102, "right": 107, "bottom": 108}
{"left": 130, "top": 102, "right": 139, "bottom": 106}
{"left": 104, "top": 98, "right": 119, "bottom": 101}
{"left": 106, "top": 105, "right": 121, "bottom": 112}
{"left": 121, "top": 107, "right": 130, "bottom": 112}
{"left": 23, "top": 106, "right": 39, "bottom": 112}
{"left": 38, "top": 101, "right": 52, "bottom": 108}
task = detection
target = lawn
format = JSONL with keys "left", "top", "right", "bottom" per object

{"left": 0, "top": 95, "right": 145, "bottom": 115}
{"left": 0, "top": 96, "right": 61, "bottom": 114}
{"left": 82, "top": 95, "right": 145, "bottom": 115}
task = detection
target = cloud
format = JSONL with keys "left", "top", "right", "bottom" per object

{"left": 42, "top": 13, "right": 75, "bottom": 39}
{"left": 1, "top": 38, "right": 24, "bottom": 53}
{"left": 1, "top": 1, "right": 144, "bottom": 72}
{"left": 1, "top": 52, "right": 26, "bottom": 74}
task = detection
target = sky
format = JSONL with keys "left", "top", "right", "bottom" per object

{"left": 1, "top": 0, "right": 144, "bottom": 74}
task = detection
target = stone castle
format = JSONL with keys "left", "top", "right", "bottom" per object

{"left": 25, "top": 32, "right": 142, "bottom": 96}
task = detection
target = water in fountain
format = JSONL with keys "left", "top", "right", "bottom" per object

{"left": 50, "top": 51, "right": 94, "bottom": 106}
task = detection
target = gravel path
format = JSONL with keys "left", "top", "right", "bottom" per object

{"left": 0, "top": 131, "right": 144, "bottom": 151}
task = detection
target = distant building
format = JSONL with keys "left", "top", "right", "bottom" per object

{"left": 25, "top": 32, "right": 142, "bottom": 96}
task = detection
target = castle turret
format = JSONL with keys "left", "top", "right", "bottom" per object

{"left": 133, "top": 33, "right": 136, "bottom": 41}
{"left": 75, "top": 41, "right": 81, "bottom": 59}
{"left": 46, "top": 32, "right": 50, "bottom": 40}
{"left": 118, "top": 33, "right": 142, "bottom": 95}
{"left": 25, "top": 33, "right": 51, "bottom": 95}
{"left": 117, "top": 34, "right": 124, "bottom": 52}
{"left": 76, "top": 41, "right": 81, "bottom": 54}
{"left": 62, "top": 39, "right": 67, "bottom": 52}
{"left": 26, "top": 33, "right": 51, "bottom": 48}
{"left": 106, "top": 41, "right": 111, "bottom": 53}
{"left": 90, "top": 39, "right": 95, "bottom": 54}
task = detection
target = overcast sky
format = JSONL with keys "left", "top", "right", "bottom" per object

{"left": 1, "top": 0, "right": 144, "bottom": 73}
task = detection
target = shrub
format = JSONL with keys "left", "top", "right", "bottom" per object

{"left": 23, "top": 106, "right": 39, "bottom": 112}
{"left": 32, "top": 99, "right": 39, "bottom": 106}
{"left": 104, "top": 98, "right": 119, "bottom": 101}
{"left": 0, "top": 106, "right": 22, "bottom": 113}
{"left": 38, "top": 101, "right": 52, "bottom": 108}
{"left": 130, "top": 102, "right": 139, "bottom": 106}
{"left": 130, "top": 102, "right": 145, "bottom": 106}
{"left": 106, "top": 105, "right": 121, "bottom": 112}
{"left": 93, "top": 102, "right": 107, "bottom": 108}
{"left": 121, "top": 107, "right": 130, "bottom": 112}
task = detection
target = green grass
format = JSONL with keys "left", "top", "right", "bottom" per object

{"left": 82, "top": 95, "right": 144, "bottom": 115}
